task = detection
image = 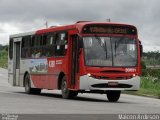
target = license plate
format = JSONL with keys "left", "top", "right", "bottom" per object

{"left": 108, "top": 82, "right": 118, "bottom": 86}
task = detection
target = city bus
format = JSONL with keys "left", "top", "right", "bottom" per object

{"left": 8, "top": 21, "right": 142, "bottom": 102}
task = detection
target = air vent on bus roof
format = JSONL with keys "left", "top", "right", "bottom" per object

{"left": 50, "top": 26, "right": 57, "bottom": 28}
{"left": 76, "top": 21, "right": 92, "bottom": 23}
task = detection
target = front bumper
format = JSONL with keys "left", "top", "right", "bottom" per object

{"left": 79, "top": 75, "right": 140, "bottom": 91}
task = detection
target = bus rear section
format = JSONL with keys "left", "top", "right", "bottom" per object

{"left": 8, "top": 22, "right": 142, "bottom": 102}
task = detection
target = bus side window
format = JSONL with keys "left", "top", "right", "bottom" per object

{"left": 43, "top": 35, "right": 47, "bottom": 46}
{"left": 21, "top": 37, "right": 25, "bottom": 58}
{"left": 55, "top": 32, "right": 68, "bottom": 56}
{"left": 41, "top": 34, "right": 48, "bottom": 57}
{"left": 31, "top": 35, "right": 40, "bottom": 58}
{"left": 21, "top": 36, "right": 31, "bottom": 58}
{"left": 9, "top": 38, "right": 13, "bottom": 60}
{"left": 60, "top": 33, "right": 68, "bottom": 44}
{"left": 45, "top": 33, "right": 56, "bottom": 57}
{"left": 48, "top": 33, "right": 56, "bottom": 45}
{"left": 31, "top": 36, "right": 35, "bottom": 47}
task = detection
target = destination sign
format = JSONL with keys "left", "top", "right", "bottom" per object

{"left": 82, "top": 25, "right": 137, "bottom": 35}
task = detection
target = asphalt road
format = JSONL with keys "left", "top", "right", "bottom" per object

{"left": 0, "top": 68, "right": 160, "bottom": 115}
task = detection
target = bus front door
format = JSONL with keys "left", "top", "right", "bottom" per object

{"left": 70, "top": 34, "right": 79, "bottom": 89}
{"left": 13, "top": 38, "right": 21, "bottom": 86}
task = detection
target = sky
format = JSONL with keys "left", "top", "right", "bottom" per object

{"left": 0, "top": 0, "right": 160, "bottom": 52}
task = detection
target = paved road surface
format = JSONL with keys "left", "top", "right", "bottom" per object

{"left": 0, "top": 68, "right": 160, "bottom": 114}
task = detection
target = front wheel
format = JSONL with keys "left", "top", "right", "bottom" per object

{"left": 61, "top": 76, "right": 78, "bottom": 99}
{"left": 106, "top": 91, "right": 121, "bottom": 102}
{"left": 24, "top": 74, "right": 41, "bottom": 94}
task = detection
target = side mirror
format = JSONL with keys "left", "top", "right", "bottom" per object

{"left": 139, "top": 41, "right": 143, "bottom": 58}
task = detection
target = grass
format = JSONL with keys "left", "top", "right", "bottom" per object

{"left": 140, "top": 77, "right": 160, "bottom": 97}
{"left": 0, "top": 50, "right": 8, "bottom": 69}
{"left": 0, "top": 58, "right": 8, "bottom": 69}
{"left": 125, "top": 76, "right": 160, "bottom": 98}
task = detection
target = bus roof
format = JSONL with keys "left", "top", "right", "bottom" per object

{"left": 10, "top": 21, "right": 137, "bottom": 38}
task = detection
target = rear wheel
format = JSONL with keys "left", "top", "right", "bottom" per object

{"left": 61, "top": 76, "right": 78, "bottom": 99}
{"left": 106, "top": 91, "right": 121, "bottom": 102}
{"left": 24, "top": 74, "right": 41, "bottom": 94}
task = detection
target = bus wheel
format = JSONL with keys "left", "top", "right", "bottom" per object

{"left": 61, "top": 76, "right": 78, "bottom": 99}
{"left": 24, "top": 74, "right": 41, "bottom": 94}
{"left": 71, "top": 91, "right": 78, "bottom": 97}
{"left": 106, "top": 91, "right": 121, "bottom": 102}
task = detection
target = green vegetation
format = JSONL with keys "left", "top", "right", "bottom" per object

{"left": 140, "top": 76, "right": 160, "bottom": 97}
{"left": 138, "top": 51, "right": 160, "bottom": 98}
{"left": 129, "top": 51, "right": 160, "bottom": 98}
{"left": 139, "top": 69, "right": 160, "bottom": 98}
{"left": 126, "top": 75, "right": 160, "bottom": 98}
{"left": 0, "top": 45, "right": 8, "bottom": 69}
{"left": 142, "top": 51, "right": 160, "bottom": 66}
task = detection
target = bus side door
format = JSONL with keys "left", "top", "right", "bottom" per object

{"left": 13, "top": 38, "right": 21, "bottom": 86}
{"left": 68, "top": 30, "right": 79, "bottom": 89}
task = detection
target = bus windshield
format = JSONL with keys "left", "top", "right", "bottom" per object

{"left": 83, "top": 36, "right": 137, "bottom": 67}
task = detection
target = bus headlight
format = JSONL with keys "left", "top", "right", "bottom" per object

{"left": 87, "top": 73, "right": 91, "bottom": 77}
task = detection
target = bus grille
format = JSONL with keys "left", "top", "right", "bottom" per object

{"left": 91, "top": 83, "right": 132, "bottom": 88}
{"left": 91, "top": 75, "right": 133, "bottom": 80}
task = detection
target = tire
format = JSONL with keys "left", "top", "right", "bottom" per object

{"left": 71, "top": 91, "right": 78, "bottom": 97}
{"left": 106, "top": 91, "right": 121, "bottom": 102}
{"left": 24, "top": 74, "right": 41, "bottom": 94}
{"left": 61, "top": 76, "right": 78, "bottom": 99}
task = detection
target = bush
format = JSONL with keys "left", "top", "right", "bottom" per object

{"left": 141, "top": 61, "right": 146, "bottom": 69}
{"left": 142, "top": 69, "right": 160, "bottom": 79}
{"left": 0, "top": 49, "right": 8, "bottom": 69}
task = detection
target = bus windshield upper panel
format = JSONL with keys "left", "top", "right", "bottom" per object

{"left": 83, "top": 37, "right": 137, "bottom": 67}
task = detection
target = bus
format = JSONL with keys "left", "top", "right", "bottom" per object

{"left": 8, "top": 21, "right": 143, "bottom": 102}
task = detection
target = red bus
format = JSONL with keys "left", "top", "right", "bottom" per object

{"left": 8, "top": 21, "right": 142, "bottom": 102}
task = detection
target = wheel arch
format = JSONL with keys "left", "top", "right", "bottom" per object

{"left": 23, "top": 71, "right": 29, "bottom": 87}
